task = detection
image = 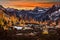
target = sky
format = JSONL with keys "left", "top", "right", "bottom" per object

{"left": 0, "top": 0, "right": 60, "bottom": 10}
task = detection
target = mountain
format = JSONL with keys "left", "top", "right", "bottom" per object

{"left": 36, "top": 4, "right": 60, "bottom": 21}
{"left": 0, "top": 4, "right": 60, "bottom": 22}
{"left": 0, "top": 5, "right": 10, "bottom": 22}
{"left": 0, "top": 5, "right": 18, "bottom": 24}
{"left": 46, "top": 4, "right": 60, "bottom": 21}
{"left": 33, "top": 7, "right": 47, "bottom": 13}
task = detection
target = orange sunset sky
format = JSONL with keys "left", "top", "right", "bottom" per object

{"left": 0, "top": 0, "right": 60, "bottom": 10}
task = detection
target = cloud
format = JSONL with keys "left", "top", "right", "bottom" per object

{"left": 0, "top": 1, "right": 54, "bottom": 8}
{"left": 0, "top": 0, "right": 59, "bottom": 10}
{"left": 0, "top": 0, "right": 60, "bottom": 2}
